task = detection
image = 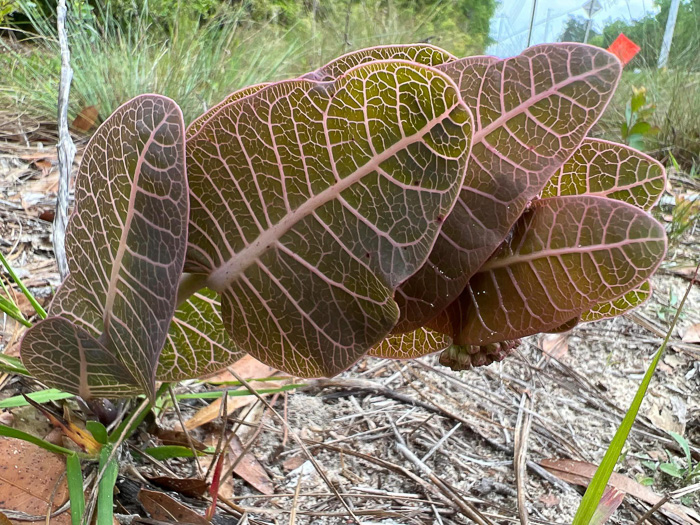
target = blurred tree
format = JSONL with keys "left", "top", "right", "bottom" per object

{"left": 559, "top": 15, "right": 600, "bottom": 43}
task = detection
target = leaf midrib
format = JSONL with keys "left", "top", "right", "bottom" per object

{"left": 206, "top": 99, "right": 464, "bottom": 293}
{"left": 100, "top": 110, "right": 171, "bottom": 350}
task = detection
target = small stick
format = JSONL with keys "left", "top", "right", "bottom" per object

{"left": 513, "top": 392, "right": 533, "bottom": 525}
{"left": 168, "top": 385, "right": 203, "bottom": 478}
{"left": 390, "top": 419, "right": 493, "bottom": 525}
{"left": 54, "top": 0, "right": 76, "bottom": 281}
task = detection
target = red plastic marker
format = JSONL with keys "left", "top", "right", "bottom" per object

{"left": 607, "top": 33, "right": 641, "bottom": 66}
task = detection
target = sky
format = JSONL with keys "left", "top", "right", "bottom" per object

{"left": 486, "top": 0, "right": 660, "bottom": 56}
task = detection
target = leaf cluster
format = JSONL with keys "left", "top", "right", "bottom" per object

{"left": 18, "top": 42, "right": 668, "bottom": 399}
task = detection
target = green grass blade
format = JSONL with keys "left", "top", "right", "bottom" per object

{"left": 0, "top": 388, "right": 75, "bottom": 408}
{"left": 572, "top": 270, "right": 696, "bottom": 524}
{"left": 0, "top": 424, "right": 80, "bottom": 457}
{"left": 96, "top": 445, "right": 119, "bottom": 525}
{"left": 0, "top": 295, "right": 32, "bottom": 327}
{"left": 108, "top": 383, "right": 170, "bottom": 442}
{"left": 66, "top": 453, "right": 85, "bottom": 525}
{"left": 175, "top": 383, "right": 304, "bottom": 400}
{"left": 142, "top": 445, "right": 214, "bottom": 460}
{"left": 0, "top": 251, "right": 47, "bottom": 319}
{"left": 0, "top": 354, "right": 30, "bottom": 376}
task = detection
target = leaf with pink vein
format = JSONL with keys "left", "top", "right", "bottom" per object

{"left": 302, "top": 43, "right": 457, "bottom": 81}
{"left": 395, "top": 44, "right": 623, "bottom": 334}
{"left": 451, "top": 195, "right": 666, "bottom": 345}
{"left": 157, "top": 289, "right": 244, "bottom": 381}
{"left": 541, "top": 138, "right": 665, "bottom": 210}
{"left": 21, "top": 95, "right": 188, "bottom": 399}
{"left": 185, "top": 60, "right": 473, "bottom": 377}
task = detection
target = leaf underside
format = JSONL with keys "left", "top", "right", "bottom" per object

{"left": 395, "top": 43, "right": 623, "bottom": 334}
{"left": 157, "top": 288, "right": 244, "bottom": 382}
{"left": 20, "top": 318, "right": 142, "bottom": 398}
{"left": 581, "top": 280, "right": 652, "bottom": 323}
{"left": 452, "top": 195, "right": 666, "bottom": 345}
{"left": 303, "top": 43, "right": 457, "bottom": 82}
{"left": 541, "top": 138, "right": 665, "bottom": 211}
{"left": 185, "top": 60, "right": 473, "bottom": 377}
{"left": 368, "top": 327, "right": 451, "bottom": 360}
{"left": 22, "top": 95, "right": 188, "bottom": 398}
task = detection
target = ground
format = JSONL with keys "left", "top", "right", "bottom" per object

{"left": 1, "top": 129, "right": 699, "bottom": 525}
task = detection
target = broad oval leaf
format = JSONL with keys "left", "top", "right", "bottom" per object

{"left": 21, "top": 95, "right": 188, "bottom": 398}
{"left": 21, "top": 318, "right": 143, "bottom": 398}
{"left": 157, "top": 288, "right": 244, "bottom": 382}
{"left": 186, "top": 83, "right": 270, "bottom": 139}
{"left": 368, "top": 327, "right": 451, "bottom": 360}
{"left": 452, "top": 195, "right": 666, "bottom": 345}
{"left": 541, "top": 138, "right": 665, "bottom": 210}
{"left": 395, "top": 44, "right": 623, "bottom": 333}
{"left": 185, "top": 60, "right": 473, "bottom": 377}
{"left": 545, "top": 316, "right": 580, "bottom": 334}
{"left": 581, "top": 280, "right": 652, "bottom": 323}
{"left": 303, "top": 44, "right": 457, "bottom": 82}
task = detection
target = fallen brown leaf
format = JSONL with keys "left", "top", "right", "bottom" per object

{"left": 0, "top": 437, "right": 71, "bottom": 525}
{"left": 71, "top": 106, "right": 98, "bottom": 133}
{"left": 540, "top": 458, "right": 700, "bottom": 524}
{"left": 682, "top": 323, "right": 700, "bottom": 343}
{"left": 539, "top": 333, "right": 570, "bottom": 361}
{"left": 229, "top": 434, "right": 274, "bottom": 495}
{"left": 138, "top": 489, "right": 209, "bottom": 524}
{"left": 146, "top": 476, "right": 208, "bottom": 498}
{"left": 202, "top": 354, "right": 276, "bottom": 383}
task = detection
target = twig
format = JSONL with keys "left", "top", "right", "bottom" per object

{"left": 225, "top": 368, "right": 363, "bottom": 525}
{"left": 54, "top": 0, "right": 76, "bottom": 281}
{"left": 168, "top": 385, "right": 203, "bottom": 477}
{"left": 513, "top": 392, "right": 533, "bottom": 525}
{"left": 390, "top": 418, "right": 494, "bottom": 525}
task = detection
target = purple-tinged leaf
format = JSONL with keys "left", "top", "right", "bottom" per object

{"left": 21, "top": 95, "right": 188, "bottom": 399}
{"left": 368, "top": 327, "right": 451, "bottom": 360}
{"left": 157, "top": 288, "right": 244, "bottom": 382}
{"left": 21, "top": 318, "right": 143, "bottom": 398}
{"left": 546, "top": 316, "right": 581, "bottom": 334}
{"left": 581, "top": 280, "right": 652, "bottom": 323}
{"left": 303, "top": 44, "right": 456, "bottom": 82}
{"left": 185, "top": 61, "right": 473, "bottom": 377}
{"left": 450, "top": 195, "right": 666, "bottom": 345}
{"left": 541, "top": 138, "right": 665, "bottom": 210}
{"left": 186, "top": 83, "right": 270, "bottom": 139}
{"left": 395, "top": 44, "right": 622, "bottom": 333}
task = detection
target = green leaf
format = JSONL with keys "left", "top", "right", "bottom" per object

{"left": 66, "top": 453, "right": 85, "bottom": 525}
{"left": 86, "top": 421, "right": 108, "bottom": 445}
{"left": 0, "top": 388, "right": 75, "bottom": 408}
{"left": 21, "top": 95, "right": 189, "bottom": 400}
{"left": 668, "top": 430, "right": 691, "bottom": 466}
{"left": 395, "top": 43, "right": 622, "bottom": 334}
{"left": 157, "top": 288, "right": 244, "bottom": 382}
{"left": 541, "top": 139, "right": 666, "bottom": 211}
{"left": 639, "top": 476, "right": 655, "bottom": 486}
{"left": 629, "top": 121, "right": 651, "bottom": 136}
{"left": 448, "top": 195, "right": 666, "bottom": 345}
{"left": 659, "top": 462, "right": 684, "bottom": 478}
{"left": 186, "top": 60, "right": 473, "bottom": 377}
